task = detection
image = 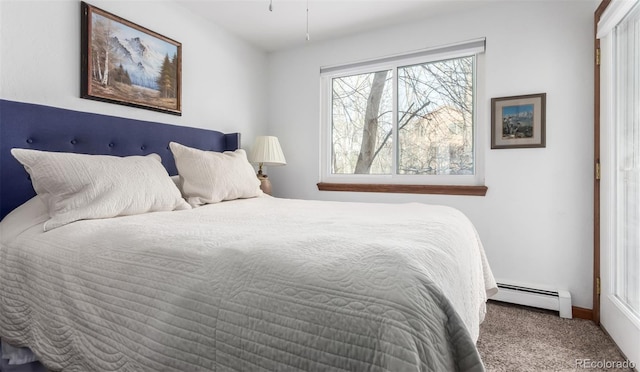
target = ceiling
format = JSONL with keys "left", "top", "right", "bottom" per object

{"left": 176, "top": 0, "right": 487, "bottom": 52}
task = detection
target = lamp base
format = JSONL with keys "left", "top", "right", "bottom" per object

{"left": 257, "top": 173, "right": 272, "bottom": 195}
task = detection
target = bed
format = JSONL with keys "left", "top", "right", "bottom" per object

{"left": 0, "top": 99, "right": 498, "bottom": 372}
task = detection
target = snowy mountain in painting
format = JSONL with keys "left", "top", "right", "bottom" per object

{"left": 110, "top": 36, "right": 165, "bottom": 90}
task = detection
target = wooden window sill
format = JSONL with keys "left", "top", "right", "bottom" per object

{"left": 317, "top": 183, "right": 488, "bottom": 196}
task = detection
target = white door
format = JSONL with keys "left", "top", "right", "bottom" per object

{"left": 599, "top": 0, "right": 640, "bottom": 366}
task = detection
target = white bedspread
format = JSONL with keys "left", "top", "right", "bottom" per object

{"left": 0, "top": 196, "right": 497, "bottom": 371}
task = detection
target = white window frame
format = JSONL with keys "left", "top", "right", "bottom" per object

{"left": 319, "top": 38, "right": 486, "bottom": 186}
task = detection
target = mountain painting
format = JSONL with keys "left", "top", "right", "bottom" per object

{"left": 501, "top": 104, "right": 534, "bottom": 139}
{"left": 81, "top": 2, "right": 181, "bottom": 115}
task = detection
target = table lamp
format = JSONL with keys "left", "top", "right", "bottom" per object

{"left": 249, "top": 136, "right": 286, "bottom": 195}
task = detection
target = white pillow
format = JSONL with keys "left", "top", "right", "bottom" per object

{"left": 11, "top": 149, "right": 191, "bottom": 231}
{"left": 169, "top": 142, "right": 261, "bottom": 207}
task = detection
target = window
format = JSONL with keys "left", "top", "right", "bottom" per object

{"left": 613, "top": 1, "right": 639, "bottom": 317}
{"left": 319, "top": 39, "right": 486, "bottom": 194}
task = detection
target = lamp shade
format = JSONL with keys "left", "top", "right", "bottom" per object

{"left": 249, "top": 136, "right": 286, "bottom": 166}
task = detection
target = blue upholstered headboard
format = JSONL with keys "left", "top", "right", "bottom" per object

{"left": 0, "top": 99, "right": 240, "bottom": 220}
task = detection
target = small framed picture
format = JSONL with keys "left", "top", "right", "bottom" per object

{"left": 491, "top": 93, "right": 546, "bottom": 149}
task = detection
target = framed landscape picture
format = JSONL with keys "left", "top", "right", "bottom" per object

{"left": 491, "top": 93, "right": 546, "bottom": 149}
{"left": 81, "top": 2, "right": 182, "bottom": 115}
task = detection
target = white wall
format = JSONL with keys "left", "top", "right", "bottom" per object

{"left": 267, "top": 0, "right": 598, "bottom": 309}
{"left": 0, "top": 0, "right": 268, "bottom": 144}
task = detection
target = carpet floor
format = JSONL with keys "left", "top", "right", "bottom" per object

{"left": 477, "top": 301, "right": 636, "bottom": 372}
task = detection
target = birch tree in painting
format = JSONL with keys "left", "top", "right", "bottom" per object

{"left": 91, "top": 18, "right": 108, "bottom": 82}
{"left": 91, "top": 17, "right": 116, "bottom": 87}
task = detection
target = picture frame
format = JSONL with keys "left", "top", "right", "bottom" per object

{"left": 81, "top": 2, "right": 182, "bottom": 115}
{"left": 491, "top": 93, "right": 546, "bottom": 149}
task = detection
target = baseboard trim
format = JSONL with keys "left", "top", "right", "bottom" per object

{"left": 572, "top": 306, "right": 593, "bottom": 320}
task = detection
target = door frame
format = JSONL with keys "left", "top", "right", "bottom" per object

{"left": 593, "top": 0, "right": 611, "bottom": 325}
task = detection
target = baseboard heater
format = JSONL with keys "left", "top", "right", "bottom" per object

{"left": 491, "top": 282, "right": 572, "bottom": 319}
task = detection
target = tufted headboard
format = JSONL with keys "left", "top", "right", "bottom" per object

{"left": 0, "top": 99, "right": 240, "bottom": 220}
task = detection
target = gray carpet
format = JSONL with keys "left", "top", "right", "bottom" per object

{"left": 477, "top": 301, "right": 636, "bottom": 372}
